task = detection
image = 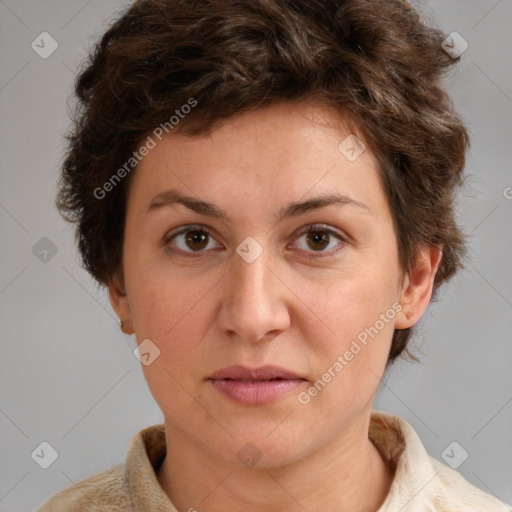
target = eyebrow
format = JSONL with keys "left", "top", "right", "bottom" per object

{"left": 147, "top": 189, "right": 370, "bottom": 221}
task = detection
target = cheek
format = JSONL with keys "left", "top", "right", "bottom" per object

{"left": 124, "top": 236, "right": 208, "bottom": 336}
{"left": 305, "top": 267, "right": 399, "bottom": 338}
{"left": 130, "top": 277, "right": 207, "bottom": 346}
{"left": 298, "top": 278, "right": 397, "bottom": 416}
{"left": 126, "top": 264, "right": 220, "bottom": 389}
{"left": 295, "top": 258, "right": 400, "bottom": 393}
{"left": 129, "top": 276, "right": 211, "bottom": 418}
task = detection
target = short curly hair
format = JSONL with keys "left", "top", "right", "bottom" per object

{"left": 57, "top": 0, "right": 470, "bottom": 364}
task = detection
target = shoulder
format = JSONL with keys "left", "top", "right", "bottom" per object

{"left": 370, "top": 411, "right": 512, "bottom": 512}
{"left": 36, "top": 423, "right": 169, "bottom": 511}
{"left": 36, "top": 463, "right": 128, "bottom": 511}
{"left": 428, "top": 456, "right": 512, "bottom": 511}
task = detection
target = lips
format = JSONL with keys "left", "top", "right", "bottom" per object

{"left": 208, "top": 365, "right": 306, "bottom": 405}
{"left": 209, "top": 365, "right": 304, "bottom": 381}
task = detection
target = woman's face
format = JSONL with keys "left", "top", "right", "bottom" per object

{"left": 110, "top": 101, "right": 436, "bottom": 467}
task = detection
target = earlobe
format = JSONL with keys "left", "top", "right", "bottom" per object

{"left": 108, "top": 273, "right": 134, "bottom": 335}
{"left": 394, "top": 246, "right": 443, "bottom": 330}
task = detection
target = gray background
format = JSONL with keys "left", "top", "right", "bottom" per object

{"left": 0, "top": 0, "right": 511, "bottom": 510}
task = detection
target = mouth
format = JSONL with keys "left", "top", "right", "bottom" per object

{"left": 207, "top": 365, "right": 307, "bottom": 405}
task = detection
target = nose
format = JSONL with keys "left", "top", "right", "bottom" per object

{"left": 216, "top": 244, "right": 291, "bottom": 344}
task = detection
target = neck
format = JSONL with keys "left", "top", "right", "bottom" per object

{"left": 157, "top": 412, "right": 395, "bottom": 512}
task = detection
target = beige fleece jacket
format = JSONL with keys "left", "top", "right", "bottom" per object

{"left": 37, "top": 410, "right": 512, "bottom": 511}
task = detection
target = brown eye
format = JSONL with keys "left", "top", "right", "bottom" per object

{"left": 184, "top": 230, "right": 209, "bottom": 251}
{"left": 293, "top": 224, "right": 346, "bottom": 257}
{"left": 305, "top": 231, "right": 331, "bottom": 251}
{"left": 165, "top": 225, "right": 221, "bottom": 256}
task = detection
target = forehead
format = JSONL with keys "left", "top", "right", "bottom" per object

{"left": 126, "top": 102, "right": 386, "bottom": 220}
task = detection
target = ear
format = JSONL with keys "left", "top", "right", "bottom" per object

{"left": 395, "top": 246, "right": 443, "bottom": 329}
{"left": 108, "top": 272, "right": 134, "bottom": 335}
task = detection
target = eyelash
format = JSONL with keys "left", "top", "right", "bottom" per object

{"left": 163, "top": 223, "right": 347, "bottom": 260}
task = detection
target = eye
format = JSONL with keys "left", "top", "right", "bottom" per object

{"left": 164, "top": 225, "right": 222, "bottom": 257}
{"left": 164, "top": 223, "right": 347, "bottom": 259}
{"left": 291, "top": 224, "right": 346, "bottom": 258}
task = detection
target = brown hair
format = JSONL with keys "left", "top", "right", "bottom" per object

{"left": 57, "top": 0, "right": 470, "bottom": 364}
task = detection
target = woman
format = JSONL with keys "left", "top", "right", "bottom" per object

{"left": 37, "top": 0, "right": 511, "bottom": 510}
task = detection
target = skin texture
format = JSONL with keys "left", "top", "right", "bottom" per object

{"left": 109, "top": 101, "right": 442, "bottom": 511}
